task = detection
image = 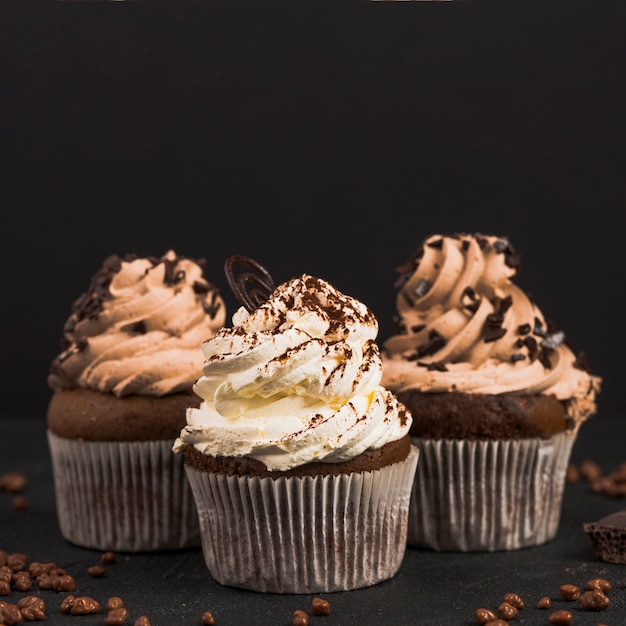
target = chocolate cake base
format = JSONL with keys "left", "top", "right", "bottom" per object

{"left": 182, "top": 434, "right": 412, "bottom": 479}
{"left": 396, "top": 390, "right": 570, "bottom": 440}
{"left": 47, "top": 387, "right": 200, "bottom": 441}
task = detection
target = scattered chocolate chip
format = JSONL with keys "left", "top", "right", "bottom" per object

{"left": 6, "top": 553, "right": 28, "bottom": 572}
{"left": 565, "top": 464, "right": 580, "bottom": 484}
{"left": 17, "top": 594, "right": 46, "bottom": 620}
{"left": 0, "top": 600, "right": 23, "bottom": 625}
{"left": 0, "top": 472, "right": 27, "bottom": 493}
{"left": 201, "top": 610, "right": 216, "bottom": 625}
{"left": 87, "top": 565, "right": 107, "bottom": 578}
{"left": 559, "top": 584, "right": 580, "bottom": 601}
{"left": 497, "top": 601, "right": 518, "bottom": 620}
{"left": 474, "top": 607, "right": 496, "bottom": 624}
{"left": 52, "top": 574, "right": 76, "bottom": 592}
{"left": 60, "top": 595, "right": 75, "bottom": 613}
{"left": 586, "top": 578, "right": 612, "bottom": 593}
{"left": 579, "top": 589, "right": 610, "bottom": 610}
{"left": 13, "top": 570, "right": 31, "bottom": 591}
{"left": 310, "top": 597, "right": 330, "bottom": 616}
{"left": 12, "top": 495, "right": 28, "bottom": 510}
{"left": 536, "top": 596, "right": 551, "bottom": 609}
{"left": 502, "top": 593, "right": 524, "bottom": 609}
{"left": 292, "top": 609, "right": 308, "bottom": 626}
{"left": 548, "top": 609, "right": 573, "bottom": 625}
{"left": 134, "top": 616, "right": 151, "bottom": 626}
{"left": 106, "top": 598, "right": 124, "bottom": 612}
{"left": 105, "top": 607, "right": 129, "bottom": 625}
{"left": 101, "top": 551, "right": 116, "bottom": 564}
{"left": 68, "top": 596, "right": 100, "bottom": 615}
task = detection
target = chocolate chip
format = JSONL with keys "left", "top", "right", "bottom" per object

{"left": 537, "top": 596, "right": 551, "bottom": 609}
{"left": 548, "top": 610, "right": 573, "bottom": 625}
{"left": 105, "top": 607, "right": 129, "bottom": 625}
{"left": 107, "top": 597, "right": 125, "bottom": 611}
{"left": 134, "top": 616, "right": 151, "bottom": 626}
{"left": 579, "top": 589, "right": 610, "bottom": 610}
{"left": 201, "top": 611, "right": 215, "bottom": 625}
{"left": 559, "top": 584, "right": 580, "bottom": 601}
{"left": 292, "top": 609, "right": 309, "bottom": 626}
{"left": 12, "top": 570, "right": 31, "bottom": 591}
{"left": 497, "top": 601, "right": 518, "bottom": 620}
{"left": 310, "top": 597, "right": 330, "bottom": 616}
{"left": 474, "top": 607, "right": 496, "bottom": 624}
{"left": 17, "top": 595, "right": 46, "bottom": 620}
{"left": 87, "top": 565, "right": 107, "bottom": 578}
{"left": 502, "top": 593, "right": 524, "bottom": 609}
{"left": 68, "top": 596, "right": 100, "bottom": 615}
{"left": 0, "top": 472, "right": 27, "bottom": 493}
{"left": 101, "top": 551, "right": 116, "bottom": 564}
{"left": 0, "top": 600, "right": 23, "bottom": 625}
{"left": 586, "top": 578, "right": 612, "bottom": 593}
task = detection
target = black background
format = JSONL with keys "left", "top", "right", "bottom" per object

{"left": 2, "top": 1, "right": 626, "bottom": 422}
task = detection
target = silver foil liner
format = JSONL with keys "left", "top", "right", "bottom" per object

{"left": 408, "top": 431, "right": 576, "bottom": 551}
{"left": 47, "top": 430, "right": 200, "bottom": 552}
{"left": 185, "top": 445, "right": 419, "bottom": 593}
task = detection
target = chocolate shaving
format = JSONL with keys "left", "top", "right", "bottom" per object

{"left": 128, "top": 320, "right": 147, "bottom": 334}
{"left": 574, "top": 351, "right": 590, "bottom": 372}
{"left": 533, "top": 317, "right": 546, "bottom": 337}
{"left": 538, "top": 348, "right": 553, "bottom": 369}
{"left": 224, "top": 255, "right": 276, "bottom": 313}
{"left": 415, "top": 329, "right": 447, "bottom": 357}
{"left": 417, "top": 360, "right": 448, "bottom": 372}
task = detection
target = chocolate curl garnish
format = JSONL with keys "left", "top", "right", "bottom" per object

{"left": 224, "top": 255, "right": 276, "bottom": 313}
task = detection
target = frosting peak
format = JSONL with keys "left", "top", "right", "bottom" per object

{"left": 48, "top": 250, "right": 226, "bottom": 397}
{"left": 381, "top": 233, "right": 601, "bottom": 425}
{"left": 176, "top": 272, "right": 411, "bottom": 471}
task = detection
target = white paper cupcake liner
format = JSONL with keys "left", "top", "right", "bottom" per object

{"left": 47, "top": 430, "right": 200, "bottom": 552}
{"left": 408, "top": 431, "right": 576, "bottom": 551}
{"left": 185, "top": 445, "right": 419, "bottom": 593}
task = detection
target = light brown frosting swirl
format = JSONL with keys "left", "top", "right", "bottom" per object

{"left": 381, "top": 234, "right": 601, "bottom": 425}
{"left": 48, "top": 250, "right": 226, "bottom": 397}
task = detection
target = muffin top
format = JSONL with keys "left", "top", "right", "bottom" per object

{"left": 175, "top": 264, "right": 411, "bottom": 471}
{"left": 381, "top": 233, "right": 601, "bottom": 425}
{"left": 48, "top": 250, "right": 226, "bottom": 398}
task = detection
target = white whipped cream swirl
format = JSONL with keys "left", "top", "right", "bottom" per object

{"left": 175, "top": 274, "right": 411, "bottom": 471}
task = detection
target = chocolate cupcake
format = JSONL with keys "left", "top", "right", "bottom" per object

{"left": 381, "top": 233, "right": 601, "bottom": 551}
{"left": 47, "top": 250, "right": 226, "bottom": 551}
{"left": 174, "top": 257, "right": 418, "bottom": 593}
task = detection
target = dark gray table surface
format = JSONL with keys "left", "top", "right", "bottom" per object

{"left": 1, "top": 413, "right": 625, "bottom": 626}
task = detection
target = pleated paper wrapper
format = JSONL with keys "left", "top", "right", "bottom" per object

{"left": 47, "top": 430, "right": 200, "bottom": 552}
{"left": 185, "top": 445, "right": 419, "bottom": 593}
{"left": 408, "top": 431, "right": 576, "bottom": 551}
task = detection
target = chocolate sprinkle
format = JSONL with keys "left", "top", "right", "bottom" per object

{"left": 415, "top": 329, "right": 447, "bottom": 357}
{"left": 418, "top": 360, "right": 448, "bottom": 372}
{"left": 224, "top": 255, "right": 277, "bottom": 313}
